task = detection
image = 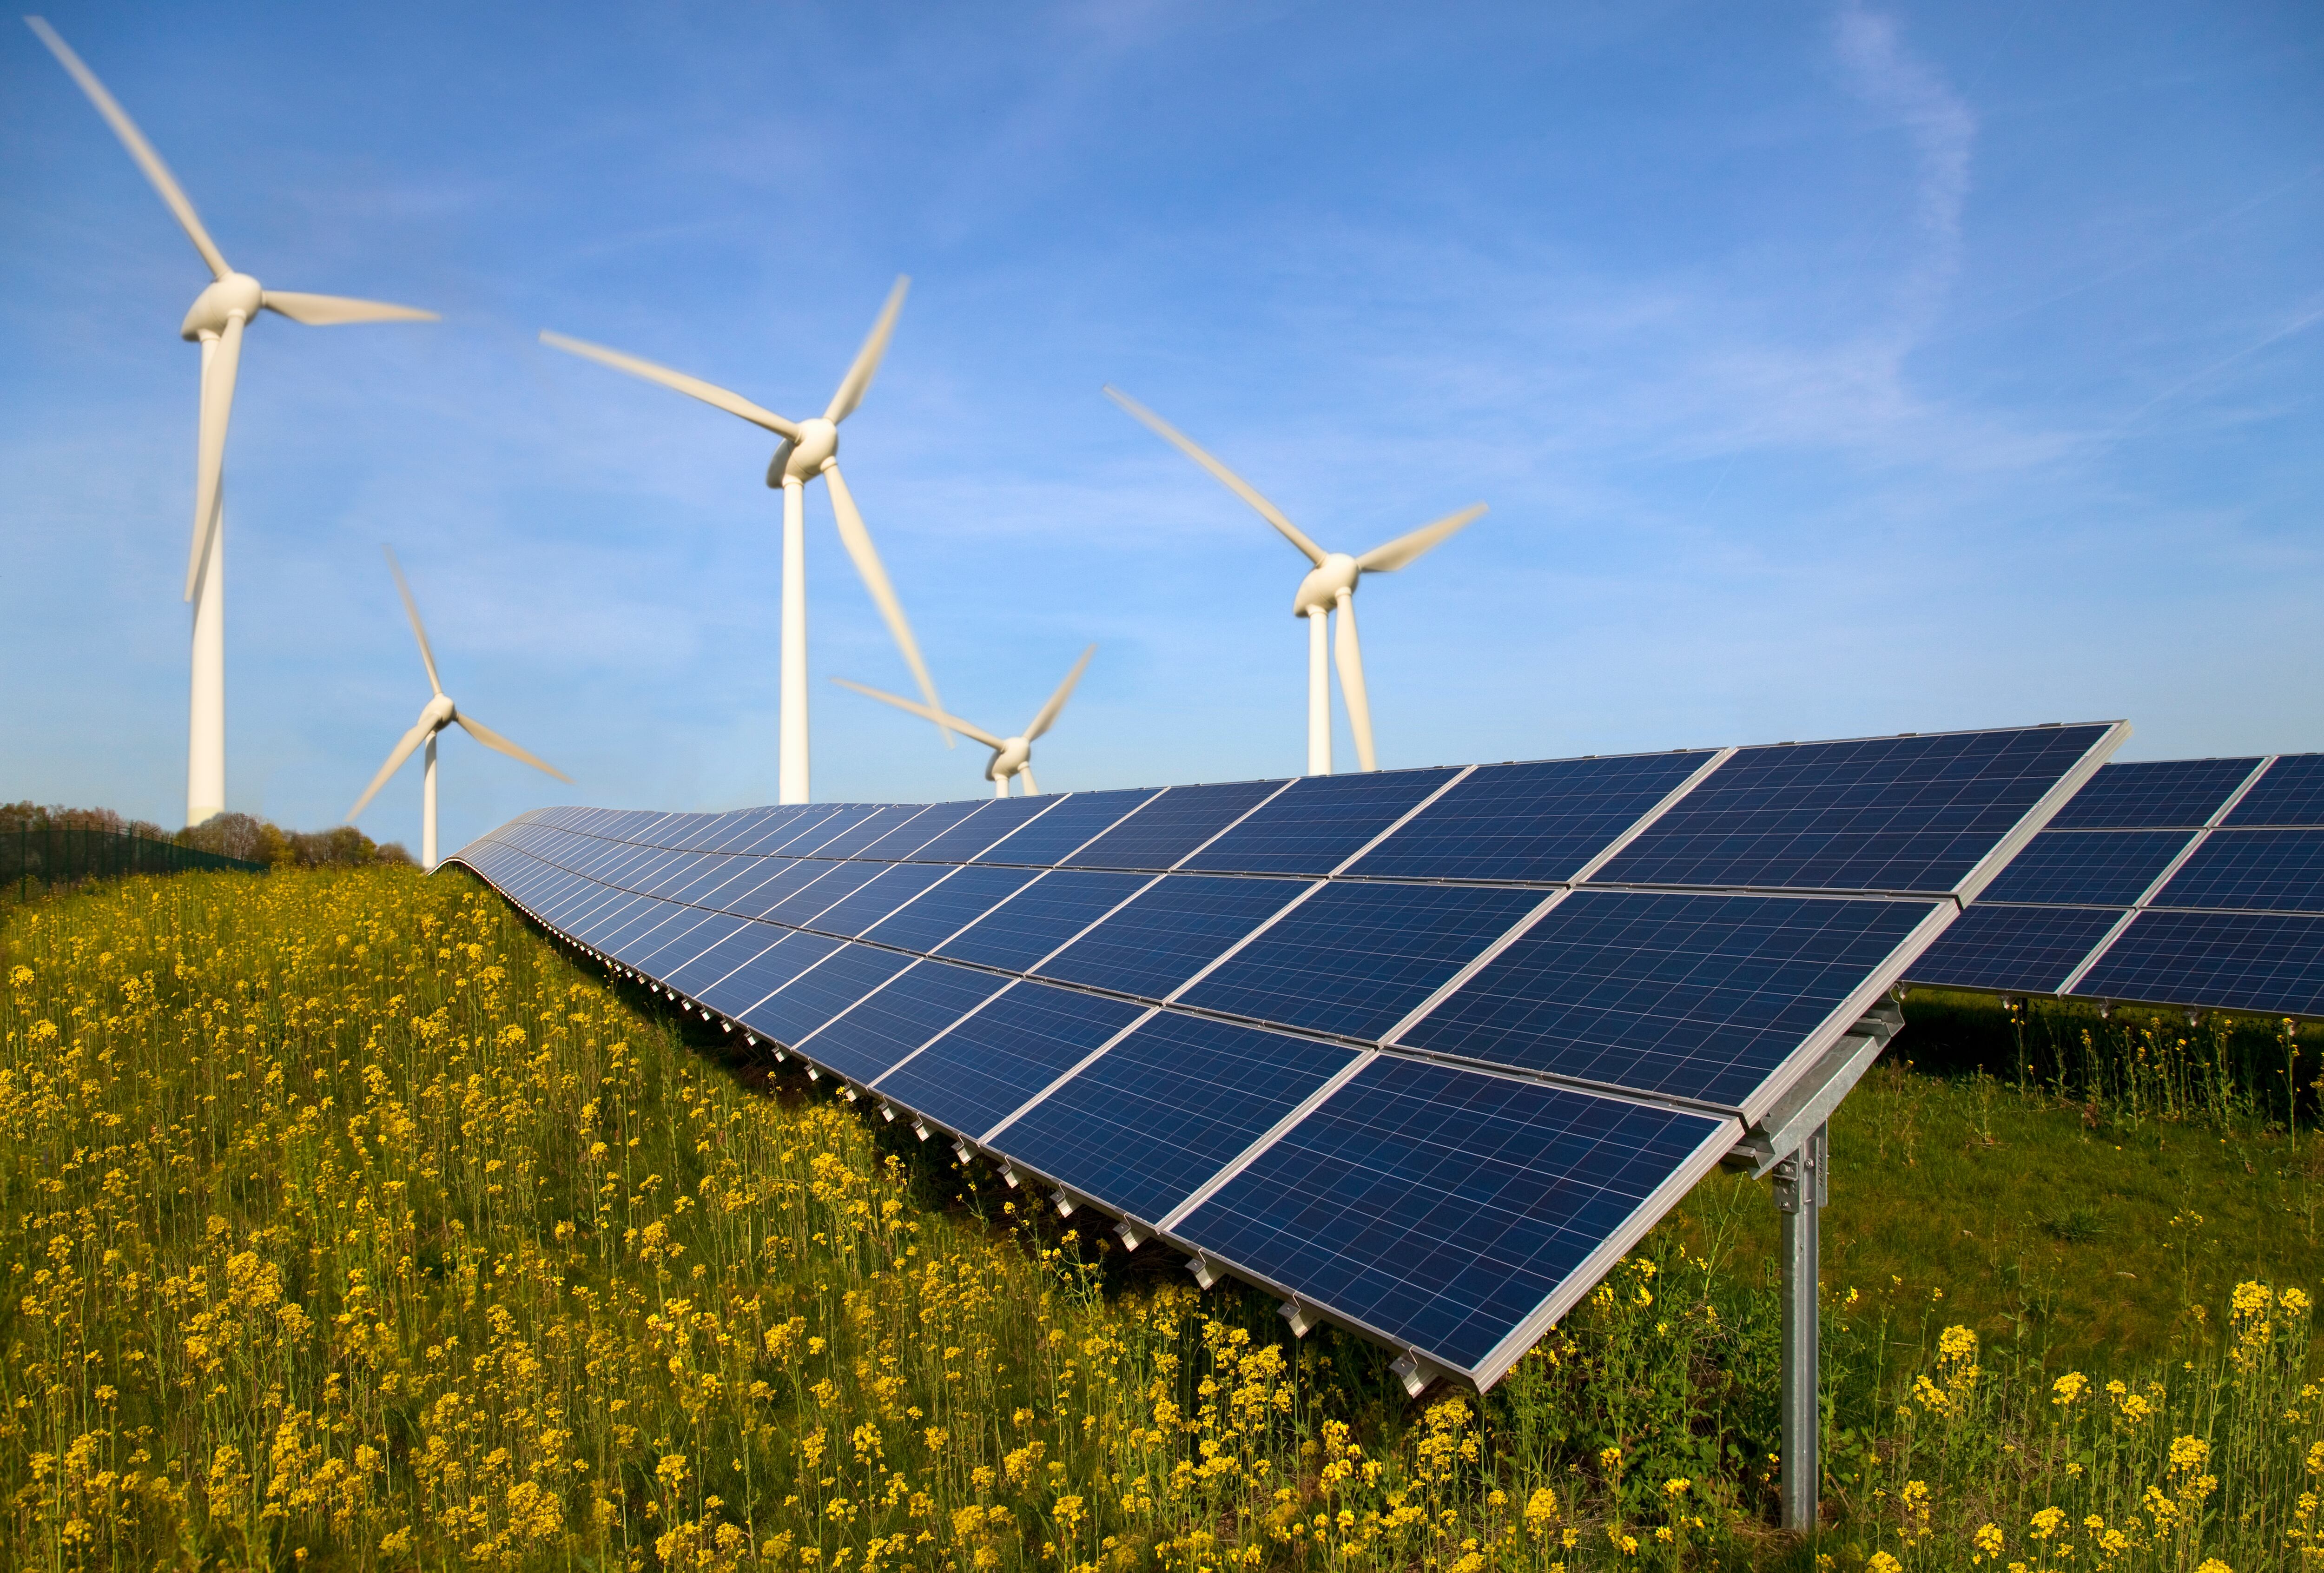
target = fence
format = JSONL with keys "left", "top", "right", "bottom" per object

{"left": 4, "top": 825, "right": 265, "bottom": 899}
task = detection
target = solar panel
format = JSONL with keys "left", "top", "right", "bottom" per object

{"left": 1975, "top": 830, "right": 2198, "bottom": 906}
{"left": 1903, "top": 753, "right": 2324, "bottom": 1018}
{"left": 2045, "top": 757, "right": 2261, "bottom": 829}
{"left": 2224, "top": 754, "right": 2324, "bottom": 826}
{"left": 448, "top": 719, "right": 2121, "bottom": 1389}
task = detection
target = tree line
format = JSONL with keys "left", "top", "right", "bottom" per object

{"left": 0, "top": 801, "right": 413, "bottom": 868}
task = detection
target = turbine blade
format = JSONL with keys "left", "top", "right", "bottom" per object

{"left": 1017, "top": 765, "right": 1039, "bottom": 796}
{"left": 346, "top": 722, "right": 432, "bottom": 822}
{"left": 1103, "top": 385, "right": 1328, "bottom": 565}
{"left": 1355, "top": 503, "right": 1487, "bottom": 574}
{"left": 825, "top": 275, "right": 909, "bottom": 424}
{"left": 185, "top": 312, "right": 244, "bottom": 601}
{"left": 830, "top": 677, "right": 1006, "bottom": 751}
{"left": 453, "top": 714, "right": 573, "bottom": 782}
{"left": 823, "top": 460, "right": 954, "bottom": 746}
{"left": 1024, "top": 644, "right": 1095, "bottom": 742}
{"left": 26, "top": 18, "right": 231, "bottom": 280}
{"left": 262, "top": 291, "right": 438, "bottom": 326}
{"left": 538, "top": 331, "right": 801, "bottom": 439}
{"left": 382, "top": 544, "right": 442, "bottom": 696}
{"left": 1333, "top": 594, "right": 1378, "bottom": 772}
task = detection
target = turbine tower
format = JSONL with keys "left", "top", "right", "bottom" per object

{"left": 836, "top": 645, "right": 1095, "bottom": 797}
{"left": 541, "top": 278, "right": 948, "bottom": 805}
{"left": 347, "top": 547, "right": 570, "bottom": 871}
{"left": 27, "top": 19, "right": 439, "bottom": 827}
{"left": 1106, "top": 387, "right": 1484, "bottom": 775}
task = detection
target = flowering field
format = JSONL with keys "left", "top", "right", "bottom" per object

{"left": 3, "top": 866, "right": 2321, "bottom": 1571}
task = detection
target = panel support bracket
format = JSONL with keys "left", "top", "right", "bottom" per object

{"left": 1726, "top": 1000, "right": 1899, "bottom": 1178}
{"left": 1187, "top": 1252, "right": 1224, "bottom": 1290}
{"left": 1771, "top": 1123, "right": 1829, "bottom": 1533}
{"left": 1388, "top": 1349, "right": 1440, "bottom": 1399}
{"left": 1115, "top": 1219, "right": 1149, "bottom": 1251}
{"left": 1279, "top": 1299, "right": 1320, "bottom": 1338}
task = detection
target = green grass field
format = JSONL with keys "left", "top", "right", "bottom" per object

{"left": 4, "top": 866, "right": 2319, "bottom": 1571}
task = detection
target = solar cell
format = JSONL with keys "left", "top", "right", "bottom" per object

{"left": 905, "top": 797, "right": 1056, "bottom": 863}
{"left": 2073, "top": 910, "right": 2324, "bottom": 1017}
{"left": 634, "top": 908, "right": 745, "bottom": 972}
{"left": 1033, "top": 875, "right": 1309, "bottom": 1000}
{"left": 864, "top": 866, "right": 1043, "bottom": 952}
{"left": 1898, "top": 902, "right": 2124, "bottom": 994}
{"left": 974, "top": 789, "right": 1156, "bottom": 866}
{"left": 1345, "top": 753, "right": 1709, "bottom": 885}
{"left": 796, "top": 961, "right": 1016, "bottom": 1085}
{"left": 934, "top": 870, "right": 1154, "bottom": 973}
{"left": 1064, "top": 780, "right": 1287, "bottom": 871}
{"left": 858, "top": 800, "right": 985, "bottom": 860}
{"left": 807, "top": 805, "right": 937, "bottom": 859}
{"left": 1180, "top": 768, "right": 1460, "bottom": 876}
{"left": 781, "top": 807, "right": 886, "bottom": 857}
{"left": 2151, "top": 830, "right": 2324, "bottom": 913}
{"left": 1179, "top": 881, "right": 1547, "bottom": 1040}
{"left": 1399, "top": 891, "right": 1938, "bottom": 1112}
{"left": 717, "top": 860, "right": 825, "bottom": 920}
{"left": 994, "top": 1014, "right": 1354, "bottom": 1225}
{"left": 662, "top": 918, "right": 786, "bottom": 998}
{"left": 803, "top": 863, "right": 959, "bottom": 937}
{"left": 1174, "top": 1056, "right": 1732, "bottom": 1381}
{"left": 696, "top": 932, "right": 841, "bottom": 1017}
{"left": 1598, "top": 726, "right": 2110, "bottom": 894}
{"left": 873, "top": 983, "right": 1148, "bottom": 1139}
{"left": 1974, "top": 830, "right": 2196, "bottom": 906}
{"left": 738, "top": 944, "right": 918, "bottom": 1048}
{"left": 762, "top": 861, "right": 888, "bottom": 925}
{"left": 2224, "top": 755, "right": 2324, "bottom": 827}
{"left": 734, "top": 807, "right": 845, "bottom": 856}
{"left": 2044, "top": 758, "right": 2260, "bottom": 829}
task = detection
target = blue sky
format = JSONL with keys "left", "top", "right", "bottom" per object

{"left": 2, "top": 1, "right": 2318, "bottom": 854}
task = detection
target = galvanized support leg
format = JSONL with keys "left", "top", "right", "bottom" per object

{"left": 1772, "top": 1121, "right": 1828, "bottom": 1532}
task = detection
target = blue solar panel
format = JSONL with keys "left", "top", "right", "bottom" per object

{"left": 795, "top": 961, "right": 1016, "bottom": 1086}
{"left": 1344, "top": 753, "right": 1709, "bottom": 885}
{"left": 696, "top": 932, "right": 841, "bottom": 1017}
{"left": 1064, "top": 780, "right": 1287, "bottom": 871}
{"left": 807, "top": 805, "right": 936, "bottom": 859}
{"left": 804, "top": 863, "right": 958, "bottom": 936}
{"left": 1034, "top": 875, "right": 1308, "bottom": 1000}
{"left": 1900, "top": 903, "right": 2123, "bottom": 994}
{"left": 1175, "top": 1057, "right": 1730, "bottom": 1379}
{"left": 1400, "top": 891, "right": 1935, "bottom": 1110}
{"left": 665, "top": 854, "right": 751, "bottom": 905}
{"left": 735, "top": 807, "right": 845, "bottom": 856}
{"left": 873, "top": 983, "right": 1148, "bottom": 1139}
{"left": 1975, "top": 830, "right": 2196, "bottom": 906}
{"left": 1599, "top": 726, "right": 2110, "bottom": 893}
{"left": 2150, "top": 830, "right": 2324, "bottom": 913}
{"left": 634, "top": 909, "right": 744, "bottom": 972}
{"left": 763, "top": 861, "right": 888, "bottom": 925}
{"left": 2073, "top": 910, "right": 2324, "bottom": 1017}
{"left": 2224, "top": 755, "right": 2324, "bottom": 827}
{"left": 1179, "top": 881, "right": 1547, "bottom": 1041}
{"left": 2046, "top": 758, "right": 2259, "bottom": 829}
{"left": 994, "top": 1015, "right": 1354, "bottom": 1225}
{"left": 975, "top": 789, "right": 1157, "bottom": 866}
{"left": 719, "top": 860, "right": 824, "bottom": 920}
{"left": 595, "top": 897, "right": 688, "bottom": 957}
{"left": 1180, "top": 768, "right": 1462, "bottom": 876}
{"left": 905, "top": 797, "right": 1056, "bottom": 863}
{"left": 858, "top": 800, "right": 985, "bottom": 860}
{"left": 663, "top": 919, "right": 787, "bottom": 998}
{"left": 935, "top": 870, "right": 1154, "bottom": 973}
{"left": 740, "top": 945, "right": 918, "bottom": 1047}
{"left": 864, "top": 866, "right": 1043, "bottom": 952}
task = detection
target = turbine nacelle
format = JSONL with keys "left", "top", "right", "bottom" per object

{"left": 416, "top": 692, "right": 457, "bottom": 734}
{"left": 766, "top": 416, "right": 840, "bottom": 488}
{"left": 984, "top": 737, "right": 1033, "bottom": 782}
{"left": 1293, "top": 553, "right": 1362, "bottom": 617}
{"left": 180, "top": 271, "right": 263, "bottom": 340}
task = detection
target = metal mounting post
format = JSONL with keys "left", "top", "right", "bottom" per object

{"left": 1771, "top": 1121, "right": 1828, "bottom": 1532}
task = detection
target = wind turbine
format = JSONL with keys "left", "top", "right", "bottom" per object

{"left": 347, "top": 547, "right": 570, "bottom": 872}
{"left": 835, "top": 646, "right": 1095, "bottom": 797}
{"left": 26, "top": 18, "right": 439, "bottom": 827}
{"left": 1105, "top": 387, "right": 1485, "bottom": 776}
{"left": 540, "top": 278, "right": 949, "bottom": 806}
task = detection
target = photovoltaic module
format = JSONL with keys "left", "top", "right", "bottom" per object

{"left": 448, "top": 721, "right": 2124, "bottom": 1389}
{"left": 1905, "top": 753, "right": 2324, "bottom": 1018}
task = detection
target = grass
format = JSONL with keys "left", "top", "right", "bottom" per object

{"left": 4, "top": 866, "right": 2321, "bottom": 1572}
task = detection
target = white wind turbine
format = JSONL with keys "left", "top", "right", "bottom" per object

{"left": 540, "top": 278, "right": 949, "bottom": 806}
{"left": 835, "top": 646, "right": 1096, "bottom": 797}
{"left": 347, "top": 547, "right": 570, "bottom": 872}
{"left": 27, "top": 18, "right": 439, "bottom": 828}
{"left": 1105, "top": 387, "right": 1485, "bottom": 776}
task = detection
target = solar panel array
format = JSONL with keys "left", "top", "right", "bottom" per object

{"left": 449, "top": 721, "right": 2121, "bottom": 1388}
{"left": 1904, "top": 753, "right": 2324, "bottom": 1018}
